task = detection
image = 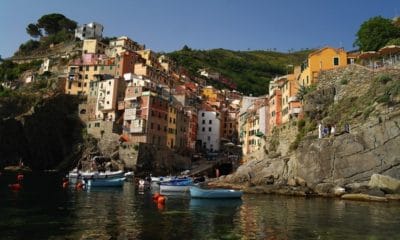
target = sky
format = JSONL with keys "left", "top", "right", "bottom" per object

{"left": 0, "top": 0, "right": 399, "bottom": 58}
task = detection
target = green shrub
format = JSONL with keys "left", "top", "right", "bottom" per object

{"left": 340, "top": 79, "right": 348, "bottom": 85}
{"left": 376, "top": 74, "right": 392, "bottom": 84}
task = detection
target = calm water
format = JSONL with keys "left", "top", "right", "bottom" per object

{"left": 1, "top": 173, "right": 400, "bottom": 240}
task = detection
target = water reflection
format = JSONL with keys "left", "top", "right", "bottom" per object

{"left": 1, "top": 173, "right": 400, "bottom": 240}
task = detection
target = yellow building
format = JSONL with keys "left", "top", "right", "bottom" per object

{"left": 281, "top": 66, "right": 302, "bottom": 124}
{"left": 167, "top": 104, "right": 178, "bottom": 149}
{"left": 107, "top": 36, "right": 144, "bottom": 57}
{"left": 299, "top": 47, "right": 347, "bottom": 87}
{"left": 201, "top": 86, "right": 219, "bottom": 102}
{"left": 136, "top": 49, "right": 159, "bottom": 67}
{"left": 82, "top": 39, "right": 107, "bottom": 54}
{"left": 66, "top": 56, "right": 116, "bottom": 95}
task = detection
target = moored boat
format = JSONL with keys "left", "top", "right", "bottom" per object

{"left": 85, "top": 177, "right": 126, "bottom": 187}
{"left": 190, "top": 186, "right": 243, "bottom": 199}
{"left": 68, "top": 169, "right": 125, "bottom": 183}
{"left": 160, "top": 184, "right": 191, "bottom": 193}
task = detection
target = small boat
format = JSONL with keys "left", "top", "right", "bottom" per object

{"left": 68, "top": 169, "right": 125, "bottom": 183}
{"left": 151, "top": 176, "right": 175, "bottom": 183}
{"left": 160, "top": 184, "right": 191, "bottom": 193}
{"left": 190, "top": 186, "right": 243, "bottom": 199}
{"left": 85, "top": 177, "right": 126, "bottom": 187}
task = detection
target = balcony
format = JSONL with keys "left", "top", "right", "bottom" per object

{"left": 288, "top": 96, "right": 299, "bottom": 102}
{"left": 123, "top": 119, "right": 146, "bottom": 133}
{"left": 118, "top": 101, "right": 125, "bottom": 110}
{"left": 68, "top": 72, "right": 82, "bottom": 82}
{"left": 289, "top": 107, "right": 302, "bottom": 115}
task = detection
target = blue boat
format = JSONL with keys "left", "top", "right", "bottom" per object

{"left": 85, "top": 177, "right": 126, "bottom": 187}
{"left": 190, "top": 186, "right": 243, "bottom": 199}
{"left": 159, "top": 179, "right": 193, "bottom": 193}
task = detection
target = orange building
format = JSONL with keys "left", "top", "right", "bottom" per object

{"left": 299, "top": 47, "right": 347, "bottom": 87}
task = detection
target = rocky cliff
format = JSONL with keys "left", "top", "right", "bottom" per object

{"left": 213, "top": 65, "right": 400, "bottom": 198}
{"left": 0, "top": 92, "right": 85, "bottom": 171}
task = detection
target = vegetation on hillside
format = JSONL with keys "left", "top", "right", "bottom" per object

{"left": 0, "top": 59, "right": 42, "bottom": 82}
{"left": 15, "top": 13, "right": 77, "bottom": 56}
{"left": 354, "top": 16, "right": 400, "bottom": 51}
{"left": 168, "top": 47, "right": 310, "bottom": 96}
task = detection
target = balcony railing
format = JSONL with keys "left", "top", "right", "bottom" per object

{"left": 289, "top": 107, "right": 302, "bottom": 115}
{"left": 288, "top": 96, "right": 299, "bottom": 102}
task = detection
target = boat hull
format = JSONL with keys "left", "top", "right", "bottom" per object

{"left": 86, "top": 177, "right": 126, "bottom": 187}
{"left": 190, "top": 186, "right": 243, "bottom": 199}
{"left": 160, "top": 184, "right": 191, "bottom": 193}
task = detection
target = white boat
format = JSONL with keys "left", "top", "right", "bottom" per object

{"left": 68, "top": 169, "right": 125, "bottom": 183}
{"left": 190, "top": 186, "right": 243, "bottom": 199}
{"left": 151, "top": 176, "right": 174, "bottom": 183}
{"left": 85, "top": 177, "right": 126, "bottom": 187}
{"left": 160, "top": 184, "right": 191, "bottom": 193}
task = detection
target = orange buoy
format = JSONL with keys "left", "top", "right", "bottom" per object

{"left": 157, "top": 195, "right": 166, "bottom": 205}
{"left": 9, "top": 183, "right": 22, "bottom": 191}
{"left": 153, "top": 192, "right": 161, "bottom": 201}
{"left": 62, "top": 181, "right": 69, "bottom": 188}
{"left": 157, "top": 202, "right": 165, "bottom": 210}
{"left": 17, "top": 174, "right": 24, "bottom": 181}
{"left": 75, "top": 182, "right": 84, "bottom": 189}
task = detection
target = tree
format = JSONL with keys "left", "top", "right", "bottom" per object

{"left": 386, "top": 38, "right": 400, "bottom": 46}
{"left": 32, "top": 13, "right": 77, "bottom": 36}
{"left": 354, "top": 16, "right": 400, "bottom": 51}
{"left": 26, "top": 23, "right": 42, "bottom": 38}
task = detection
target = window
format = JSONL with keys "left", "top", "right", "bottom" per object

{"left": 202, "top": 127, "right": 205, "bottom": 132}
{"left": 207, "top": 136, "right": 211, "bottom": 141}
{"left": 333, "top": 57, "right": 339, "bottom": 66}
{"left": 94, "top": 66, "right": 97, "bottom": 71}
{"left": 209, "top": 127, "right": 212, "bottom": 132}
{"left": 85, "top": 74, "right": 88, "bottom": 79}
{"left": 78, "top": 83, "right": 82, "bottom": 87}
{"left": 202, "top": 120, "right": 205, "bottom": 124}
{"left": 201, "top": 112, "right": 205, "bottom": 117}
{"left": 151, "top": 123, "right": 154, "bottom": 129}
{"left": 86, "top": 66, "right": 89, "bottom": 71}
{"left": 209, "top": 120, "right": 212, "bottom": 124}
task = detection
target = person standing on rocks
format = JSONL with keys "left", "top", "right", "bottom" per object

{"left": 344, "top": 123, "right": 350, "bottom": 133}
{"left": 331, "top": 124, "right": 336, "bottom": 136}
{"left": 318, "top": 123, "right": 323, "bottom": 139}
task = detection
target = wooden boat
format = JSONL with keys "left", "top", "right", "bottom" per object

{"left": 85, "top": 177, "right": 126, "bottom": 187}
{"left": 68, "top": 169, "right": 125, "bottom": 183}
{"left": 190, "top": 186, "right": 243, "bottom": 199}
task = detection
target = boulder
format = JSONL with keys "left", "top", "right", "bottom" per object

{"left": 368, "top": 174, "right": 400, "bottom": 194}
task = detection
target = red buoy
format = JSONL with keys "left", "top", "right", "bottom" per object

{"left": 75, "top": 182, "right": 84, "bottom": 189}
{"left": 17, "top": 174, "right": 24, "bottom": 181}
{"left": 9, "top": 183, "right": 22, "bottom": 191}
{"left": 153, "top": 192, "right": 161, "bottom": 201}
{"left": 62, "top": 181, "right": 69, "bottom": 189}
{"left": 157, "top": 195, "right": 166, "bottom": 204}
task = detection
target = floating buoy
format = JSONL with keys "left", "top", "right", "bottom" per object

{"left": 75, "top": 182, "right": 84, "bottom": 189}
{"left": 157, "top": 195, "right": 166, "bottom": 205}
{"left": 17, "top": 174, "right": 24, "bottom": 181}
{"left": 153, "top": 192, "right": 161, "bottom": 201}
{"left": 62, "top": 180, "right": 69, "bottom": 189}
{"left": 157, "top": 202, "right": 165, "bottom": 210}
{"left": 9, "top": 183, "right": 22, "bottom": 191}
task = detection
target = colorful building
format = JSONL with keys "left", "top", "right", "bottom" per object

{"left": 66, "top": 54, "right": 115, "bottom": 95}
{"left": 299, "top": 47, "right": 347, "bottom": 87}
{"left": 280, "top": 66, "right": 302, "bottom": 124}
